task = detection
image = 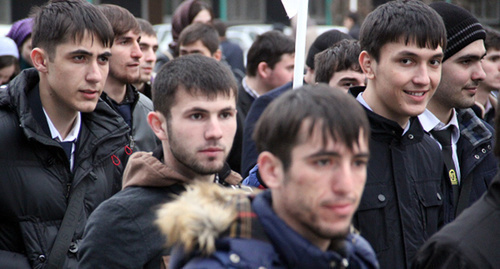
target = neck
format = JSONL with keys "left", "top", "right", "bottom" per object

{"left": 133, "top": 82, "right": 145, "bottom": 93}
{"left": 475, "top": 86, "right": 491, "bottom": 107}
{"left": 38, "top": 83, "right": 78, "bottom": 139}
{"left": 426, "top": 99, "right": 454, "bottom": 124}
{"left": 104, "top": 76, "right": 127, "bottom": 103}
{"left": 362, "top": 84, "right": 409, "bottom": 128}
{"left": 245, "top": 76, "right": 271, "bottom": 96}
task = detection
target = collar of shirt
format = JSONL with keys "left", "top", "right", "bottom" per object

{"left": 355, "top": 92, "right": 411, "bottom": 135}
{"left": 42, "top": 108, "right": 81, "bottom": 143}
{"left": 242, "top": 76, "right": 260, "bottom": 99}
{"left": 418, "top": 109, "right": 460, "bottom": 144}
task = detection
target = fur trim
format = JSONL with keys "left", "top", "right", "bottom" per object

{"left": 155, "top": 181, "right": 250, "bottom": 255}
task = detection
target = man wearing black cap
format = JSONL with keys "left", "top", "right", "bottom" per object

{"left": 418, "top": 2, "right": 498, "bottom": 224}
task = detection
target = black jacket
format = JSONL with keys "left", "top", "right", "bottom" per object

{"left": 351, "top": 88, "right": 444, "bottom": 269}
{"left": 0, "top": 69, "right": 130, "bottom": 268}
{"left": 412, "top": 172, "right": 500, "bottom": 269}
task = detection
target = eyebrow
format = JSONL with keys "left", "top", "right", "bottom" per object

{"left": 307, "top": 150, "right": 370, "bottom": 159}
{"left": 185, "top": 106, "right": 236, "bottom": 113}
{"left": 397, "top": 51, "right": 444, "bottom": 59}
{"left": 456, "top": 53, "right": 485, "bottom": 62}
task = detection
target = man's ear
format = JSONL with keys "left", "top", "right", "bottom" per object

{"left": 213, "top": 49, "right": 222, "bottom": 61}
{"left": 256, "top": 61, "right": 271, "bottom": 79}
{"left": 359, "top": 50, "right": 375, "bottom": 80}
{"left": 31, "top": 48, "right": 48, "bottom": 73}
{"left": 257, "top": 151, "right": 284, "bottom": 189}
{"left": 147, "top": 111, "right": 168, "bottom": 141}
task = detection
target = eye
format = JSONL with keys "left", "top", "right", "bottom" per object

{"left": 429, "top": 59, "right": 441, "bottom": 66}
{"left": 190, "top": 113, "right": 203, "bottom": 120}
{"left": 98, "top": 56, "right": 109, "bottom": 64}
{"left": 73, "top": 55, "right": 85, "bottom": 62}
{"left": 401, "top": 58, "right": 413, "bottom": 65}
{"left": 220, "top": 112, "right": 232, "bottom": 119}
{"left": 353, "top": 159, "right": 368, "bottom": 168}
{"left": 314, "top": 158, "right": 332, "bottom": 167}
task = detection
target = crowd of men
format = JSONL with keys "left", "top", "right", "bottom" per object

{"left": 1, "top": 0, "right": 500, "bottom": 268}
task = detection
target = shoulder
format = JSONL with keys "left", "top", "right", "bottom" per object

{"left": 136, "top": 92, "right": 154, "bottom": 111}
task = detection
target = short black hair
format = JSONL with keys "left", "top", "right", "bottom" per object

{"left": 98, "top": 4, "right": 140, "bottom": 38}
{"left": 484, "top": 26, "right": 500, "bottom": 51}
{"left": 254, "top": 84, "right": 370, "bottom": 171}
{"left": 137, "top": 18, "right": 156, "bottom": 37}
{"left": 246, "top": 30, "right": 295, "bottom": 77}
{"left": 178, "top": 22, "right": 220, "bottom": 54}
{"left": 314, "top": 39, "right": 362, "bottom": 84}
{"left": 360, "top": 0, "right": 446, "bottom": 62}
{"left": 153, "top": 54, "right": 237, "bottom": 118}
{"left": 31, "top": 0, "right": 114, "bottom": 60}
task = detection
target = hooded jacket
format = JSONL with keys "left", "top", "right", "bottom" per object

{"left": 158, "top": 182, "right": 379, "bottom": 269}
{"left": 79, "top": 147, "right": 242, "bottom": 269}
{"left": 0, "top": 68, "right": 130, "bottom": 268}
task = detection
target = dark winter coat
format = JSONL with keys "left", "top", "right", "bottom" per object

{"left": 350, "top": 87, "right": 445, "bottom": 269}
{"left": 0, "top": 68, "right": 130, "bottom": 268}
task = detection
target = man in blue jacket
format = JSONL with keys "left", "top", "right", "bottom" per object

{"left": 157, "top": 85, "right": 379, "bottom": 269}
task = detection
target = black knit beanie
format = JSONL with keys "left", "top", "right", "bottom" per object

{"left": 429, "top": 2, "right": 486, "bottom": 62}
{"left": 305, "top": 29, "right": 352, "bottom": 69}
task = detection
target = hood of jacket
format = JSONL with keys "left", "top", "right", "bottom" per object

{"left": 155, "top": 181, "right": 257, "bottom": 255}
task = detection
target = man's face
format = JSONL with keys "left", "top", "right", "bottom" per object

{"left": 43, "top": 33, "right": 111, "bottom": 113}
{"left": 362, "top": 41, "right": 443, "bottom": 126}
{"left": 108, "top": 30, "right": 143, "bottom": 84}
{"left": 265, "top": 53, "right": 295, "bottom": 91}
{"left": 138, "top": 34, "right": 158, "bottom": 83}
{"left": 179, "top": 40, "right": 214, "bottom": 58}
{"left": 166, "top": 88, "right": 237, "bottom": 175}
{"left": 480, "top": 48, "right": 500, "bottom": 92}
{"left": 328, "top": 69, "right": 366, "bottom": 93}
{"left": 433, "top": 39, "right": 486, "bottom": 110}
{"left": 273, "top": 124, "right": 369, "bottom": 249}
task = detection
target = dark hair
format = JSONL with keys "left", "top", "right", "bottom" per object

{"left": 484, "top": 26, "right": 500, "bottom": 51}
{"left": 314, "top": 39, "right": 362, "bottom": 84}
{"left": 171, "top": 0, "right": 214, "bottom": 43}
{"left": 246, "top": 30, "right": 295, "bottom": 76}
{"left": 31, "top": 0, "right": 114, "bottom": 60}
{"left": 212, "top": 19, "right": 227, "bottom": 37}
{"left": 254, "top": 84, "right": 370, "bottom": 171}
{"left": 136, "top": 18, "right": 156, "bottom": 37}
{"left": 153, "top": 54, "right": 237, "bottom": 118}
{"left": 346, "top": 11, "right": 358, "bottom": 24}
{"left": 178, "top": 22, "right": 220, "bottom": 54}
{"left": 98, "top": 4, "right": 140, "bottom": 38}
{"left": 0, "top": 55, "right": 20, "bottom": 82}
{"left": 360, "top": 0, "right": 446, "bottom": 62}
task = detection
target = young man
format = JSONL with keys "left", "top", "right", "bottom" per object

{"left": 314, "top": 39, "right": 366, "bottom": 93}
{"left": 238, "top": 30, "right": 295, "bottom": 119}
{"left": 418, "top": 2, "right": 497, "bottom": 223}
{"left": 133, "top": 18, "right": 158, "bottom": 99}
{"left": 350, "top": 1, "right": 447, "bottom": 268}
{"left": 412, "top": 94, "right": 500, "bottom": 269}
{"left": 157, "top": 85, "right": 379, "bottom": 269}
{"left": 241, "top": 29, "right": 351, "bottom": 178}
{"left": 79, "top": 55, "right": 241, "bottom": 269}
{"left": 178, "top": 22, "right": 222, "bottom": 60}
{"left": 472, "top": 26, "right": 500, "bottom": 126}
{"left": 0, "top": 0, "right": 129, "bottom": 268}
{"left": 98, "top": 5, "right": 159, "bottom": 152}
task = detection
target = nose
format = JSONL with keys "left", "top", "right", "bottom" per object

{"left": 205, "top": 117, "right": 223, "bottom": 140}
{"left": 145, "top": 48, "right": 156, "bottom": 63}
{"left": 412, "top": 64, "right": 431, "bottom": 86}
{"left": 86, "top": 60, "right": 103, "bottom": 83}
{"left": 472, "top": 62, "right": 486, "bottom": 82}
{"left": 331, "top": 162, "right": 356, "bottom": 194}
{"left": 132, "top": 41, "right": 143, "bottom": 59}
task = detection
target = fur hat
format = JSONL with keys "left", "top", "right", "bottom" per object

{"left": 0, "top": 37, "right": 19, "bottom": 58}
{"left": 306, "top": 29, "right": 352, "bottom": 69}
{"left": 430, "top": 2, "right": 485, "bottom": 62}
{"left": 6, "top": 18, "right": 33, "bottom": 49}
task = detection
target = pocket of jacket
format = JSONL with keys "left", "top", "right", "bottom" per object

{"left": 414, "top": 179, "right": 443, "bottom": 237}
{"left": 354, "top": 184, "right": 391, "bottom": 252}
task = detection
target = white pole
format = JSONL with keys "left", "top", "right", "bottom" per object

{"left": 350, "top": 0, "right": 358, "bottom": 12}
{"left": 292, "top": 0, "right": 309, "bottom": 89}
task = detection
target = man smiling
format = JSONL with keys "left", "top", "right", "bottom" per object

{"left": 350, "top": 1, "right": 447, "bottom": 268}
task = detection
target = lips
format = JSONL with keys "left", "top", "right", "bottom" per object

{"left": 199, "top": 147, "right": 224, "bottom": 157}
{"left": 80, "top": 89, "right": 99, "bottom": 100}
{"left": 404, "top": 90, "right": 425, "bottom": 97}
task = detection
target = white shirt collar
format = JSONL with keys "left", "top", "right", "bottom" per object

{"left": 418, "top": 109, "right": 460, "bottom": 143}
{"left": 242, "top": 76, "right": 260, "bottom": 99}
{"left": 43, "top": 108, "right": 81, "bottom": 142}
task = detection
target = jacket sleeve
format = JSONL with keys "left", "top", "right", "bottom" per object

{"left": 78, "top": 199, "right": 151, "bottom": 269}
{"left": 411, "top": 240, "right": 474, "bottom": 269}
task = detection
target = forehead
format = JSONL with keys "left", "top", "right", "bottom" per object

{"left": 180, "top": 40, "right": 211, "bottom": 54}
{"left": 140, "top": 34, "right": 158, "bottom": 45}
{"left": 171, "top": 87, "right": 236, "bottom": 111}
{"left": 116, "top": 30, "right": 140, "bottom": 40}
{"left": 378, "top": 40, "right": 443, "bottom": 59}
{"left": 55, "top": 33, "right": 108, "bottom": 54}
